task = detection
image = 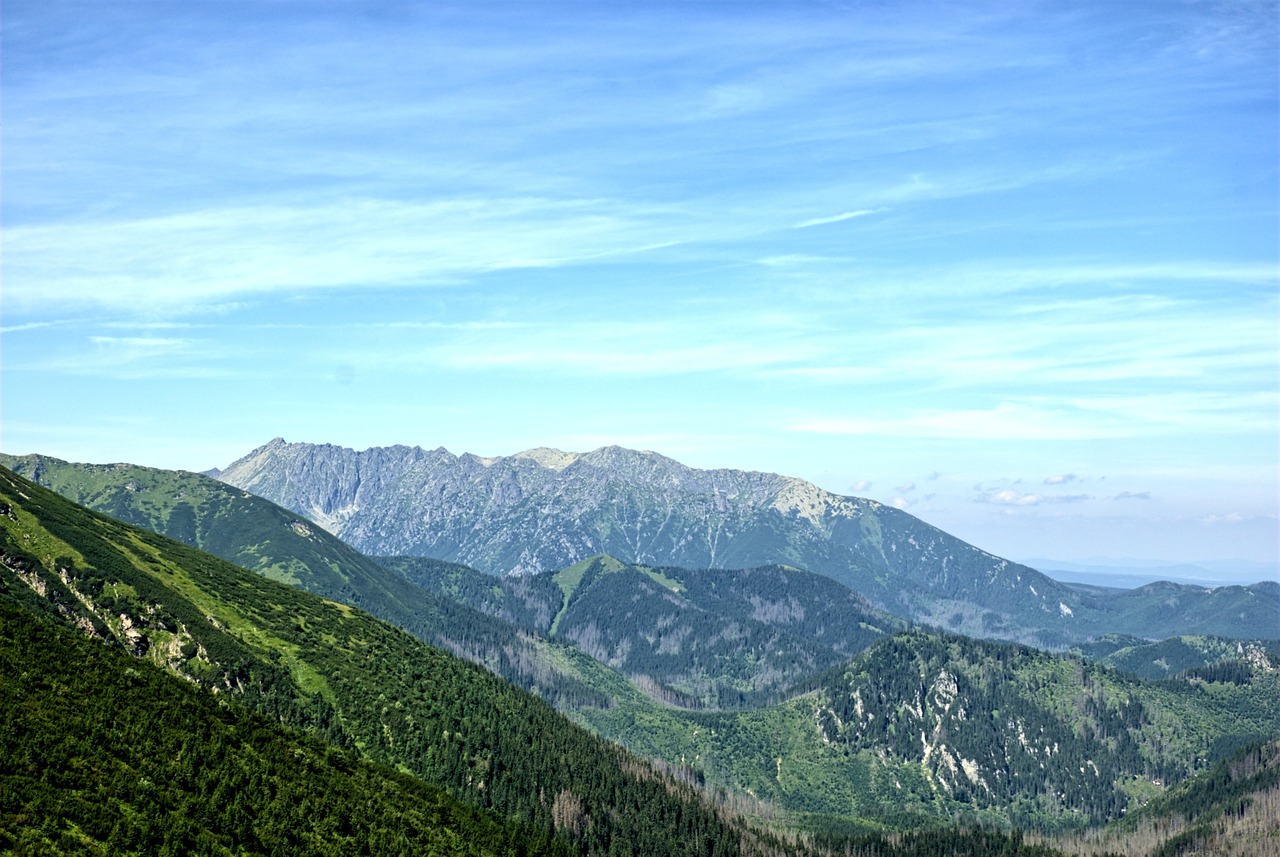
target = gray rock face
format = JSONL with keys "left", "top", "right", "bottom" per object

{"left": 215, "top": 439, "right": 1280, "bottom": 646}
{"left": 218, "top": 438, "right": 826, "bottom": 569}
{"left": 216, "top": 438, "right": 1089, "bottom": 644}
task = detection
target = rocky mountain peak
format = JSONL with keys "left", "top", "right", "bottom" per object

{"left": 212, "top": 438, "right": 1093, "bottom": 644}
{"left": 511, "top": 447, "right": 581, "bottom": 470}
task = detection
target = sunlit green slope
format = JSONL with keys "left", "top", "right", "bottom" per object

{"left": 0, "top": 465, "right": 760, "bottom": 857}
{"left": 0, "top": 452, "right": 613, "bottom": 710}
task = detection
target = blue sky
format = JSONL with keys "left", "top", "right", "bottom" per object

{"left": 3, "top": 0, "right": 1277, "bottom": 570}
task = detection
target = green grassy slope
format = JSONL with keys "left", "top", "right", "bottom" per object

{"left": 0, "top": 452, "right": 459, "bottom": 617}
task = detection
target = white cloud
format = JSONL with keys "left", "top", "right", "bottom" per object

{"left": 0, "top": 320, "right": 70, "bottom": 334}
{"left": 986, "top": 490, "right": 1044, "bottom": 506}
{"left": 851, "top": 480, "right": 873, "bottom": 492}
{"left": 762, "top": 366, "right": 885, "bottom": 382}
{"left": 444, "top": 337, "right": 813, "bottom": 377}
{"left": 891, "top": 497, "right": 910, "bottom": 510}
{"left": 1113, "top": 491, "right": 1151, "bottom": 500}
{"left": 793, "top": 208, "right": 883, "bottom": 229}
{"left": 791, "top": 385, "right": 1279, "bottom": 442}
{"left": 1044, "top": 473, "right": 1078, "bottom": 484}
{"left": 980, "top": 489, "right": 1091, "bottom": 506}
{"left": 754, "top": 254, "right": 846, "bottom": 268}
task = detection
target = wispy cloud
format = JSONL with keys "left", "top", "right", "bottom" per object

{"left": 1114, "top": 491, "right": 1151, "bottom": 500}
{"left": 1044, "top": 474, "right": 1078, "bottom": 485}
{"left": 792, "top": 402, "right": 1135, "bottom": 441}
{"left": 0, "top": 320, "right": 73, "bottom": 334}
{"left": 26, "top": 334, "right": 238, "bottom": 380}
{"left": 3, "top": 198, "right": 701, "bottom": 314}
{"left": 793, "top": 209, "right": 883, "bottom": 229}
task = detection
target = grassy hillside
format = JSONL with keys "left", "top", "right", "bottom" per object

{"left": 0, "top": 452, "right": 467, "bottom": 617}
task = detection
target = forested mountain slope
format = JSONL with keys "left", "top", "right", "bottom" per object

{"left": 0, "top": 464, "right": 1092, "bottom": 856}
{"left": 212, "top": 439, "right": 1279, "bottom": 645}
{"left": 0, "top": 465, "right": 767, "bottom": 857}
{"left": 1075, "top": 634, "right": 1280, "bottom": 681}
{"left": 384, "top": 553, "right": 906, "bottom": 708}
{"left": 0, "top": 598, "right": 571, "bottom": 857}
{"left": 812, "top": 633, "right": 1280, "bottom": 825}
{"left": 1055, "top": 739, "right": 1280, "bottom": 856}
{"left": 563, "top": 629, "right": 1280, "bottom": 833}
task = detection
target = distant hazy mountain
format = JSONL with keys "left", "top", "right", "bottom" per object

{"left": 215, "top": 439, "right": 1280, "bottom": 646}
{"left": 1030, "top": 557, "right": 1280, "bottom": 588}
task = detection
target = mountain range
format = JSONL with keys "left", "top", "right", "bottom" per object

{"left": 6, "top": 451, "right": 1280, "bottom": 836}
{"left": 1030, "top": 558, "right": 1280, "bottom": 589}
{"left": 0, "top": 465, "right": 778, "bottom": 857}
{"left": 210, "top": 438, "right": 1279, "bottom": 646}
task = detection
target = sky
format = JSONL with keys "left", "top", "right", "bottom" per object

{"left": 2, "top": 0, "right": 1277, "bottom": 574}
